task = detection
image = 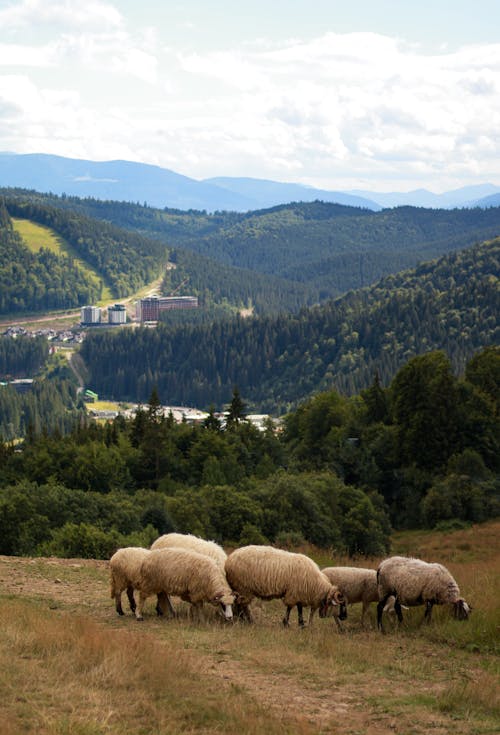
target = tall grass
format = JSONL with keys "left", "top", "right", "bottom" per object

{"left": 0, "top": 598, "right": 314, "bottom": 735}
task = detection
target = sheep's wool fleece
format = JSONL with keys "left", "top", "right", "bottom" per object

{"left": 151, "top": 533, "right": 227, "bottom": 567}
{"left": 225, "top": 545, "right": 332, "bottom": 607}
{"left": 322, "top": 567, "right": 378, "bottom": 603}
{"left": 138, "top": 547, "right": 233, "bottom": 604}
{"left": 377, "top": 556, "right": 462, "bottom": 606}
{"left": 109, "top": 547, "right": 150, "bottom": 593}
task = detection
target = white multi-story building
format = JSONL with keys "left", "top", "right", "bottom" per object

{"left": 81, "top": 305, "right": 101, "bottom": 325}
{"left": 108, "top": 304, "right": 127, "bottom": 324}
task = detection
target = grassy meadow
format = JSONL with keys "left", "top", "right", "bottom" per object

{"left": 0, "top": 521, "right": 498, "bottom": 734}
{"left": 12, "top": 217, "right": 113, "bottom": 302}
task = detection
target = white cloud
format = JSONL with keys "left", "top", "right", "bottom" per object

{"left": 0, "top": 0, "right": 123, "bottom": 31}
{"left": 0, "top": 9, "right": 499, "bottom": 190}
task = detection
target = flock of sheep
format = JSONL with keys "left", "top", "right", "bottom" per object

{"left": 109, "top": 532, "right": 471, "bottom": 632}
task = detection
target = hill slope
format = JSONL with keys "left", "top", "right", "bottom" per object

{"left": 5, "top": 190, "right": 500, "bottom": 311}
{"left": 79, "top": 238, "right": 500, "bottom": 411}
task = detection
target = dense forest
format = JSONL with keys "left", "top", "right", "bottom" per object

{"left": 0, "top": 346, "right": 497, "bottom": 559}
{"left": 3, "top": 189, "right": 500, "bottom": 317}
{"left": 79, "top": 238, "right": 500, "bottom": 413}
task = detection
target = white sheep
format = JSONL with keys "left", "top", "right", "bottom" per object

{"left": 225, "top": 545, "right": 346, "bottom": 627}
{"left": 376, "top": 555, "right": 471, "bottom": 631}
{"left": 135, "top": 547, "right": 235, "bottom": 622}
{"left": 321, "top": 566, "right": 405, "bottom": 627}
{"left": 109, "top": 547, "right": 175, "bottom": 617}
{"left": 150, "top": 532, "right": 227, "bottom": 568}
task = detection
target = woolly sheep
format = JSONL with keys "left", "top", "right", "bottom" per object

{"left": 321, "top": 566, "right": 404, "bottom": 627}
{"left": 135, "top": 547, "right": 235, "bottom": 622}
{"left": 151, "top": 532, "right": 227, "bottom": 568}
{"left": 109, "top": 547, "right": 175, "bottom": 618}
{"left": 376, "top": 555, "right": 471, "bottom": 631}
{"left": 225, "top": 545, "right": 347, "bottom": 628}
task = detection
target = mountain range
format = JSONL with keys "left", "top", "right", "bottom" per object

{"left": 1, "top": 152, "right": 499, "bottom": 213}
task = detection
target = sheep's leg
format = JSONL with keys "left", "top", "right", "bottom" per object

{"left": 135, "top": 592, "right": 147, "bottom": 621}
{"left": 156, "top": 592, "right": 176, "bottom": 618}
{"left": 423, "top": 601, "right": 433, "bottom": 623}
{"left": 332, "top": 611, "right": 343, "bottom": 632}
{"left": 308, "top": 607, "right": 316, "bottom": 626}
{"left": 115, "top": 592, "right": 124, "bottom": 616}
{"left": 240, "top": 603, "right": 253, "bottom": 623}
{"left": 394, "top": 599, "right": 404, "bottom": 624}
{"left": 377, "top": 594, "right": 391, "bottom": 632}
{"left": 126, "top": 585, "right": 136, "bottom": 613}
{"left": 296, "top": 603, "right": 305, "bottom": 628}
{"left": 283, "top": 605, "right": 293, "bottom": 627}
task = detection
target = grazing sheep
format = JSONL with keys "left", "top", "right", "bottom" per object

{"left": 135, "top": 547, "right": 235, "bottom": 622}
{"left": 321, "top": 566, "right": 404, "bottom": 627}
{"left": 225, "top": 545, "right": 346, "bottom": 628}
{"left": 109, "top": 547, "right": 175, "bottom": 617}
{"left": 151, "top": 532, "right": 227, "bottom": 568}
{"left": 376, "top": 555, "right": 471, "bottom": 631}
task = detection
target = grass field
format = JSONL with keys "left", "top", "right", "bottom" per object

{"left": 0, "top": 521, "right": 498, "bottom": 734}
{"left": 12, "top": 217, "right": 113, "bottom": 302}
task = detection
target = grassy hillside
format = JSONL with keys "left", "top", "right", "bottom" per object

{"left": 0, "top": 520, "right": 498, "bottom": 734}
{"left": 12, "top": 217, "right": 113, "bottom": 301}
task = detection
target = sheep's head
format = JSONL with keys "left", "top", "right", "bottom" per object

{"left": 212, "top": 591, "right": 235, "bottom": 621}
{"left": 453, "top": 598, "right": 471, "bottom": 620}
{"left": 319, "top": 587, "right": 346, "bottom": 618}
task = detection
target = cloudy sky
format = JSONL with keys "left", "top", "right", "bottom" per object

{"left": 1, "top": 0, "right": 499, "bottom": 192}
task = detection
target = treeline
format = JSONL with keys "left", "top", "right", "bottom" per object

{"left": 0, "top": 335, "right": 49, "bottom": 378}
{"left": 0, "top": 194, "right": 169, "bottom": 314}
{"left": 80, "top": 238, "right": 500, "bottom": 412}
{"left": 0, "top": 377, "right": 84, "bottom": 441}
{"left": 0, "top": 347, "right": 497, "bottom": 559}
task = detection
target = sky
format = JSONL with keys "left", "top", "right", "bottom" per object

{"left": 1, "top": 0, "right": 500, "bottom": 193}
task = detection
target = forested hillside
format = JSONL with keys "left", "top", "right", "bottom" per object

{"left": 3, "top": 189, "right": 500, "bottom": 313}
{"left": 79, "top": 238, "right": 499, "bottom": 412}
{"left": 0, "top": 196, "right": 169, "bottom": 314}
{"left": 0, "top": 345, "right": 497, "bottom": 557}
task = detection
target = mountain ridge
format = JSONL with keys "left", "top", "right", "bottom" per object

{"left": 2, "top": 151, "right": 499, "bottom": 212}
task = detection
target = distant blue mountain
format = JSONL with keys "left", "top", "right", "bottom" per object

{"left": 349, "top": 183, "right": 500, "bottom": 209}
{"left": 0, "top": 153, "right": 254, "bottom": 211}
{"left": 0, "top": 152, "right": 498, "bottom": 213}
{"left": 472, "top": 192, "right": 500, "bottom": 208}
{"left": 203, "top": 176, "right": 381, "bottom": 211}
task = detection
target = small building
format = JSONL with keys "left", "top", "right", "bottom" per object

{"left": 83, "top": 389, "right": 99, "bottom": 402}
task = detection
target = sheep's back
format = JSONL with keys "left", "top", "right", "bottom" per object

{"left": 151, "top": 532, "right": 227, "bottom": 567}
{"left": 322, "top": 567, "right": 377, "bottom": 603}
{"left": 226, "top": 545, "right": 330, "bottom": 606}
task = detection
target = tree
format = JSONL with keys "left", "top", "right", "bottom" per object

{"left": 390, "top": 351, "right": 460, "bottom": 471}
{"left": 225, "top": 386, "right": 247, "bottom": 428}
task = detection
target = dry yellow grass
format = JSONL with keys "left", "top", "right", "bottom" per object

{"left": 0, "top": 520, "right": 499, "bottom": 734}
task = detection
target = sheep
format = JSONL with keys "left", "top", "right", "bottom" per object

{"left": 321, "top": 566, "right": 405, "bottom": 627}
{"left": 150, "top": 532, "right": 227, "bottom": 568}
{"left": 376, "top": 555, "right": 471, "bottom": 632}
{"left": 135, "top": 547, "right": 235, "bottom": 622}
{"left": 225, "top": 545, "right": 347, "bottom": 628}
{"left": 109, "top": 546, "right": 175, "bottom": 618}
